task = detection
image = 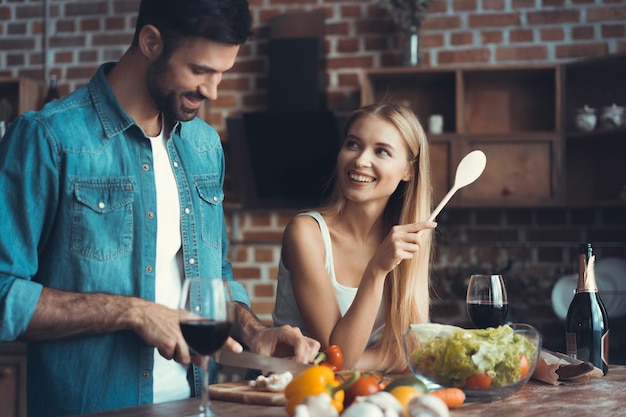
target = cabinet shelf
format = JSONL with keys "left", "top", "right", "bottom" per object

{"left": 0, "top": 77, "right": 43, "bottom": 125}
{"left": 565, "top": 126, "right": 626, "bottom": 141}
{"left": 362, "top": 64, "right": 562, "bottom": 207}
{"left": 0, "top": 342, "right": 27, "bottom": 417}
{"left": 563, "top": 53, "right": 626, "bottom": 205}
{"left": 460, "top": 66, "right": 559, "bottom": 134}
{"left": 361, "top": 53, "right": 626, "bottom": 207}
{"left": 362, "top": 68, "right": 457, "bottom": 133}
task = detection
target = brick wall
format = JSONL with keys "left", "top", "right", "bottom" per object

{"left": 2, "top": 0, "right": 626, "bottom": 134}
{"left": 1, "top": 0, "right": 625, "bottom": 360}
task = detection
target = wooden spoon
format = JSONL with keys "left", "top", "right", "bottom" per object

{"left": 427, "top": 150, "right": 487, "bottom": 222}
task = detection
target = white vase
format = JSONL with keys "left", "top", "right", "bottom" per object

{"left": 403, "top": 27, "right": 420, "bottom": 66}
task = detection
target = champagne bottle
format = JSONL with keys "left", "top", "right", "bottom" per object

{"left": 565, "top": 243, "right": 609, "bottom": 375}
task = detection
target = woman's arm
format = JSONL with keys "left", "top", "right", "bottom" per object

{"left": 282, "top": 216, "right": 385, "bottom": 369}
{"left": 285, "top": 218, "right": 436, "bottom": 369}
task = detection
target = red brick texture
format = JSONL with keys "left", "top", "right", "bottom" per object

{"left": 2, "top": 1, "right": 625, "bottom": 135}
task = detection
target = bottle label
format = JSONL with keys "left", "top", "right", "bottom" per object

{"left": 565, "top": 332, "right": 578, "bottom": 358}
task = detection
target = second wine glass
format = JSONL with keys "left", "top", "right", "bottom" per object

{"left": 179, "top": 277, "right": 234, "bottom": 417}
{"left": 466, "top": 274, "right": 509, "bottom": 328}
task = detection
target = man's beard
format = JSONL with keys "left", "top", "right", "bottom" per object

{"left": 146, "top": 54, "right": 205, "bottom": 123}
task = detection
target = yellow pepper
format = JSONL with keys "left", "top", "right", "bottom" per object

{"left": 284, "top": 365, "right": 349, "bottom": 416}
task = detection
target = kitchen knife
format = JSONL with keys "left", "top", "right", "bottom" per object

{"left": 214, "top": 348, "right": 311, "bottom": 374}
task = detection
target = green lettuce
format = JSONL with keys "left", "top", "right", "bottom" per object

{"left": 409, "top": 325, "right": 536, "bottom": 388}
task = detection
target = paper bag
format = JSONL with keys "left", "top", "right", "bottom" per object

{"left": 532, "top": 348, "right": 603, "bottom": 385}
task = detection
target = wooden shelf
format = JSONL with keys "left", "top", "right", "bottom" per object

{"left": 361, "top": 68, "right": 457, "bottom": 133}
{"left": 565, "top": 127, "right": 626, "bottom": 141}
{"left": 0, "top": 342, "right": 27, "bottom": 417}
{"left": 361, "top": 54, "right": 626, "bottom": 207}
{"left": 361, "top": 64, "right": 562, "bottom": 207}
{"left": 460, "top": 66, "right": 559, "bottom": 134}
{"left": 563, "top": 53, "right": 626, "bottom": 205}
{"left": 0, "top": 77, "right": 44, "bottom": 125}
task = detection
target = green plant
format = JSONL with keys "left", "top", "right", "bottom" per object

{"left": 378, "top": 0, "right": 433, "bottom": 31}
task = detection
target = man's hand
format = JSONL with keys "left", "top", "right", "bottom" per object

{"left": 251, "top": 325, "right": 320, "bottom": 364}
{"left": 128, "top": 299, "right": 192, "bottom": 365}
{"left": 232, "top": 302, "right": 320, "bottom": 364}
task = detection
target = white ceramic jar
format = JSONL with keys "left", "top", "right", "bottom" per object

{"left": 428, "top": 114, "right": 443, "bottom": 134}
{"left": 600, "top": 103, "right": 625, "bottom": 129}
{"left": 574, "top": 105, "right": 597, "bottom": 132}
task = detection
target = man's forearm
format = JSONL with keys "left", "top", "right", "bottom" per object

{"left": 20, "top": 287, "right": 140, "bottom": 341}
{"left": 231, "top": 301, "right": 268, "bottom": 349}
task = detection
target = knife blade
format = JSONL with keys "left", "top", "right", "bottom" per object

{"left": 214, "top": 348, "right": 311, "bottom": 374}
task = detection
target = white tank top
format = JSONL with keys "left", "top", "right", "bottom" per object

{"left": 272, "top": 211, "right": 385, "bottom": 347}
{"left": 148, "top": 126, "right": 190, "bottom": 403}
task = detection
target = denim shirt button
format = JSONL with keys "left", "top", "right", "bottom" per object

{"left": 213, "top": 196, "right": 218, "bottom": 202}
{"left": 173, "top": 161, "right": 179, "bottom": 168}
{"left": 142, "top": 164, "right": 150, "bottom": 171}
{"left": 188, "top": 258, "right": 195, "bottom": 265}
{"left": 184, "top": 208, "right": 190, "bottom": 214}
{"left": 143, "top": 370, "right": 150, "bottom": 378}
{"left": 146, "top": 265, "right": 153, "bottom": 273}
{"left": 98, "top": 202, "right": 105, "bottom": 209}
{"left": 147, "top": 211, "right": 154, "bottom": 218}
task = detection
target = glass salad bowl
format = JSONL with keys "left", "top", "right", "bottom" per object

{"left": 403, "top": 323, "right": 542, "bottom": 402}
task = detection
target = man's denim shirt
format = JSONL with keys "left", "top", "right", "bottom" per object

{"left": 0, "top": 63, "right": 249, "bottom": 417}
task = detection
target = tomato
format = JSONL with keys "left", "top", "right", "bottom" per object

{"left": 465, "top": 373, "right": 492, "bottom": 390}
{"left": 519, "top": 354, "right": 530, "bottom": 377}
{"left": 343, "top": 374, "right": 382, "bottom": 407}
{"left": 313, "top": 345, "right": 344, "bottom": 371}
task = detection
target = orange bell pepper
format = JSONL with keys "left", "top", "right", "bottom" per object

{"left": 284, "top": 365, "right": 357, "bottom": 416}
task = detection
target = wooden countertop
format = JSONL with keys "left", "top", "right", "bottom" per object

{"left": 72, "top": 366, "right": 626, "bottom": 417}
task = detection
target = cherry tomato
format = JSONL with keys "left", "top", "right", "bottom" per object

{"left": 465, "top": 373, "right": 492, "bottom": 390}
{"left": 324, "top": 345, "right": 343, "bottom": 371}
{"left": 313, "top": 345, "right": 344, "bottom": 371}
{"left": 343, "top": 374, "right": 382, "bottom": 407}
{"left": 519, "top": 354, "right": 530, "bottom": 377}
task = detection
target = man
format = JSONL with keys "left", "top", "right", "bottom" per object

{"left": 0, "top": 1, "right": 319, "bottom": 416}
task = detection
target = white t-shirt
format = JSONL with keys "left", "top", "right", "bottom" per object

{"left": 272, "top": 211, "right": 385, "bottom": 346}
{"left": 148, "top": 126, "right": 190, "bottom": 403}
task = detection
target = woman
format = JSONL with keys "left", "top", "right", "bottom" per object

{"left": 272, "top": 102, "right": 436, "bottom": 373}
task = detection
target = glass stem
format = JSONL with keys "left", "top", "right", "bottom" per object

{"left": 201, "top": 355, "right": 210, "bottom": 416}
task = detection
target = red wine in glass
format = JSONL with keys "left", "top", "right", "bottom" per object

{"left": 179, "top": 277, "right": 234, "bottom": 417}
{"left": 466, "top": 302, "right": 509, "bottom": 328}
{"left": 180, "top": 319, "right": 233, "bottom": 356}
{"left": 466, "top": 274, "right": 508, "bottom": 328}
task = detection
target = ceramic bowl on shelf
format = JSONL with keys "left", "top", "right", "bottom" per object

{"left": 403, "top": 323, "right": 542, "bottom": 402}
{"left": 600, "top": 103, "right": 625, "bottom": 129}
{"left": 574, "top": 105, "right": 597, "bottom": 132}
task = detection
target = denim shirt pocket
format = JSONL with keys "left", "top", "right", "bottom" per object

{"left": 71, "top": 179, "right": 134, "bottom": 261}
{"left": 194, "top": 179, "right": 224, "bottom": 248}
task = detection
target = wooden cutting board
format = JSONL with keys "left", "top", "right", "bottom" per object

{"left": 209, "top": 381, "right": 286, "bottom": 406}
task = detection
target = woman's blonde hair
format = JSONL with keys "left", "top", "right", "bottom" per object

{"left": 322, "top": 101, "right": 433, "bottom": 372}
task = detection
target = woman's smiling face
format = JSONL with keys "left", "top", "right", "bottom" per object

{"left": 337, "top": 115, "right": 413, "bottom": 204}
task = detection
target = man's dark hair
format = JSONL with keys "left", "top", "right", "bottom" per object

{"left": 131, "top": 0, "right": 253, "bottom": 51}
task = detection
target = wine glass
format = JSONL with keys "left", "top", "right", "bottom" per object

{"left": 466, "top": 274, "right": 509, "bottom": 328}
{"left": 179, "top": 277, "right": 234, "bottom": 417}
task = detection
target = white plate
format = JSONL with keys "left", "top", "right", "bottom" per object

{"left": 551, "top": 258, "right": 626, "bottom": 319}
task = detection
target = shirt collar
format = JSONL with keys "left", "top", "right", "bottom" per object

{"left": 87, "top": 62, "right": 139, "bottom": 140}
{"left": 88, "top": 62, "right": 185, "bottom": 140}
